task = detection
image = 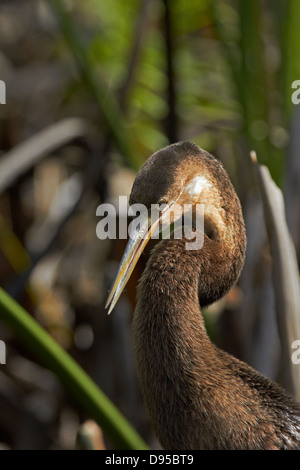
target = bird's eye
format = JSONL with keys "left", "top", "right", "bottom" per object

{"left": 204, "top": 218, "right": 218, "bottom": 240}
{"left": 157, "top": 199, "right": 167, "bottom": 207}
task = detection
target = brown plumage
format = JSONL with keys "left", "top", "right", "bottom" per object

{"left": 107, "top": 142, "right": 300, "bottom": 450}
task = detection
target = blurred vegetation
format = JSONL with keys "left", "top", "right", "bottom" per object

{"left": 0, "top": 0, "right": 299, "bottom": 449}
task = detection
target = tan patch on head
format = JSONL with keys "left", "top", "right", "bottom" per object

{"left": 184, "top": 175, "right": 212, "bottom": 197}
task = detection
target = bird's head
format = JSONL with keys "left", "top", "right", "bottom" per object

{"left": 106, "top": 142, "right": 246, "bottom": 313}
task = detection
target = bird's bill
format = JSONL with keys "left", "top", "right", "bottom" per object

{"left": 105, "top": 204, "right": 171, "bottom": 314}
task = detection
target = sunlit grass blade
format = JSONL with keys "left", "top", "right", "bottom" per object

{"left": 251, "top": 151, "right": 300, "bottom": 401}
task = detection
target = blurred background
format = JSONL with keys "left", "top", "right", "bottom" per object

{"left": 0, "top": 0, "right": 300, "bottom": 450}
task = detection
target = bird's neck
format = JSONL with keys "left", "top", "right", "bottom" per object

{"left": 134, "top": 236, "right": 214, "bottom": 359}
{"left": 132, "top": 237, "right": 230, "bottom": 449}
{"left": 132, "top": 236, "right": 300, "bottom": 450}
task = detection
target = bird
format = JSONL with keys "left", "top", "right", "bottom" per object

{"left": 106, "top": 141, "right": 300, "bottom": 450}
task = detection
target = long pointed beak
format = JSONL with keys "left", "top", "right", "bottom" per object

{"left": 105, "top": 203, "right": 171, "bottom": 314}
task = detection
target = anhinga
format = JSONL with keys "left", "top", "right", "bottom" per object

{"left": 106, "top": 142, "right": 300, "bottom": 450}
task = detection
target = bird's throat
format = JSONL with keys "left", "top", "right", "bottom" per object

{"left": 132, "top": 238, "right": 223, "bottom": 449}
